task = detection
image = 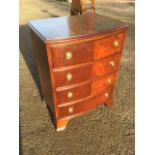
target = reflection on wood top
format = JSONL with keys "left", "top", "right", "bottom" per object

{"left": 28, "top": 13, "right": 128, "bottom": 42}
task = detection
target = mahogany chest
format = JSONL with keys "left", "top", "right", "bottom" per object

{"left": 28, "top": 14, "right": 128, "bottom": 131}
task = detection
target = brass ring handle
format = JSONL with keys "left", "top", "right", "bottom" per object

{"left": 104, "top": 92, "right": 109, "bottom": 97}
{"left": 66, "top": 73, "right": 72, "bottom": 81}
{"left": 68, "top": 107, "right": 74, "bottom": 114}
{"left": 113, "top": 40, "right": 119, "bottom": 47}
{"left": 65, "top": 51, "right": 72, "bottom": 60}
{"left": 110, "top": 61, "right": 115, "bottom": 67}
{"left": 67, "top": 92, "right": 73, "bottom": 98}
{"left": 107, "top": 79, "right": 112, "bottom": 84}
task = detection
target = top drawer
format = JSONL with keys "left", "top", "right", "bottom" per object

{"left": 50, "top": 32, "right": 126, "bottom": 67}
{"left": 94, "top": 32, "right": 126, "bottom": 59}
{"left": 51, "top": 41, "right": 93, "bottom": 67}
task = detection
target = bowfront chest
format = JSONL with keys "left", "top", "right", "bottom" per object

{"left": 28, "top": 14, "right": 128, "bottom": 131}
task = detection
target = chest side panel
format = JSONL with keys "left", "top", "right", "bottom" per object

{"left": 30, "top": 30, "right": 55, "bottom": 115}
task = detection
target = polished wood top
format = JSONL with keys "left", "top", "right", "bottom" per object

{"left": 28, "top": 13, "right": 128, "bottom": 42}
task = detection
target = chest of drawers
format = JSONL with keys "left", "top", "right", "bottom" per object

{"left": 28, "top": 14, "right": 128, "bottom": 131}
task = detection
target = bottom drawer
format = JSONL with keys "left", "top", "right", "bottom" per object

{"left": 57, "top": 86, "right": 114, "bottom": 119}
{"left": 56, "top": 83, "right": 91, "bottom": 104}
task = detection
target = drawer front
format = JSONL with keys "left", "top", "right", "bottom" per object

{"left": 91, "top": 73, "right": 117, "bottom": 96}
{"left": 51, "top": 42, "right": 94, "bottom": 67}
{"left": 57, "top": 87, "right": 114, "bottom": 119}
{"left": 50, "top": 32, "right": 125, "bottom": 67}
{"left": 54, "top": 65, "right": 91, "bottom": 87}
{"left": 92, "top": 53, "right": 121, "bottom": 78}
{"left": 56, "top": 73, "right": 116, "bottom": 106}
{"left": 53, "top": 53, "right": 121, "bottom": 87}
{"left": 56, "top": 83, "right": 91, "bottom": 104}
{"left": 94, "top": 32, "right": 126, "bottom": 60}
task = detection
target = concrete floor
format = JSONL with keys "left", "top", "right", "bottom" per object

{"left": 19, "top": 0, "right": 135, "bottom": 154}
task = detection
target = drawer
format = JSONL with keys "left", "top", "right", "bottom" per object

{"left": 92, "top": 53, "right": 121, "bottom": 78}
{"left": 91, "top": 73, "right": 117, "bottom": 96}
{"left": 57, "top": 87, "right": 114, "bottom": 119}
{"left": 50, "top": 32, "right": 126, "bottom": 67}
{"left": 51, "top": 42, "right": 94, "bottom": 67}
{"left": 56, "top": 83, "right": 91, "bottom": 105}
{"left": 53, "top": 53, "right": 121, "bottom": 87}
{"left": 94, "top": 32, "right": 126, "bottom": 60}
{"left": 56, "top": 73, "right": 116, "bottom": 106}
{"left": 53, "top": 65, "right": 91, "bottom": 87}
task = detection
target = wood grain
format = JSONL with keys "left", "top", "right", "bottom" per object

{"left": 53, "top": 53, "right": 121, "bottom": 87}
{"left": 28, "top": 14, "right": 128, "bottom": 131}
{"left": 28, "top": 13, "right": 129, "bottom": 42}
{"left": 56, "top": 82, "right": 91, "bottom": 104}
{"left": 50, "top": 32, "right": 125, "bottom": 67}
{"left": 56, "top": 73, "right": 117, "bottom": 107}
{"left": 57, "top": 86, "right": 114, "bottom": 119}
